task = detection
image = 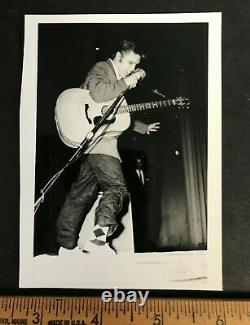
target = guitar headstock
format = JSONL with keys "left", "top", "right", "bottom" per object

{"left": 175, "top": 97, "right": 190, "bottom": 110}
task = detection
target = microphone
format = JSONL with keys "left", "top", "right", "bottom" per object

{"left": 133, "top": 68, "right": 146, "bottom": 80}
{"left": 152, "top": 89, "right": 166, "bottom": 98}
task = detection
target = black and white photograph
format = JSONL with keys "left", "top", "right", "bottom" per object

{"left": 20, "top": 13, "right": 222, "bottom": 289}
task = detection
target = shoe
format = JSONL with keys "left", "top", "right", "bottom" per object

{"left": 58, "top": 246, "right": 83, "bottom": 257}
{"left": 83, "top": 241, "right": 116, "bottom": 256}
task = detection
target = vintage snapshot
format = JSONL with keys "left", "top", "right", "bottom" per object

{"left": 20, "top": 13, "right": 222, "bottom": 289}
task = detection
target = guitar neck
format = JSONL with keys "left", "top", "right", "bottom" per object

{"left": 118, "top": 99, "right": 180, "bottom": 114}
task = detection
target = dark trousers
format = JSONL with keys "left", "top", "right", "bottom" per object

{"left": 56, "top": 154, "right": 128, "bottom": 249}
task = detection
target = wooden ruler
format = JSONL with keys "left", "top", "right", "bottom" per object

{"left": 0, "top": 297, "right": 249, "bottom": 324}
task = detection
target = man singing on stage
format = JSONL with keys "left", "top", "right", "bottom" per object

{"left": 56, "top": 40, "right": 160, "bottom": 255}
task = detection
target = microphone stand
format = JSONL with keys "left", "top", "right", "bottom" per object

{"left": 34, "top": 89, "right": 127, "bottom": 214}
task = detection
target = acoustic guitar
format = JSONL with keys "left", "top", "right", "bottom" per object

{"left": 55, "top": 88, "right": 190, "bottom": 148}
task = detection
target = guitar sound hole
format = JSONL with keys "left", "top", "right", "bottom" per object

{"left": 84, "top": 104, "right": 92, "bottom": 124}
{"left": 93, "top": 116, "right": 116, "bottom": 126}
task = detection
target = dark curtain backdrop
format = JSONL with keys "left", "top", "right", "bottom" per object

{"left": 34, "top": 23, "right": 208, "bottom": 255}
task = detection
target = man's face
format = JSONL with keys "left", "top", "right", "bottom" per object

{"left": 117, "top": 50, "right": 141, "bottom": 78}
{"left": 136, "top": 158, "right": 143, "bottom": 170}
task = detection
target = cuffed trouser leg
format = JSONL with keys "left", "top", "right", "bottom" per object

{"left": 56, "top": 154, "right": 129, "bottom": 249}
{"left": 87, "top": 155, "right": 129, "bottom": 236}
{"left": 56, "top": 157, "right": 98, "bottom": 249}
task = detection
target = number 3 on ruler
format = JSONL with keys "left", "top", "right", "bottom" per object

{"left": 32, "top": 312, "right": 40, "bottom": 324}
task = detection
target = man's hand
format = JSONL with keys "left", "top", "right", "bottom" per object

{"left": 146, "top": 122, "right": 160, "bottom": 135}
{"left": 124, "top": 69, "right": 146, "bottom": 89}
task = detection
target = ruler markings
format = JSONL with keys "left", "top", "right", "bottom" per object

{"left": 245, "top": 301, "right": 250, "bottom": 321}
{"left": 119, "top": 301, "right": 121, "bottom": 312}
{"left": 63, "top": 298, "right": 66, "bottom": 314}
{"left": 8, "top": 298, "right": 11, "bottom": 311}
{"left": 161, "top": 299, "right": 164, "bottom": 325}
{"left": 4, "top": 298, "right": 7, "bottom": 311}
{"left": 242, "top": 301, "right": 247, "bottom": 316}
{"left": 100, "top": 304, "right": 103, "bottom": 325}
{"left": 210, "top": 300, "right": 214, "bottom": 314}
{"left": 239, "top": 301, "right": 242, "bottom": 320}
{"left": 227, "top": 300, "right": 231, "bottom": 317}
{"left": 25, "top": 297, "right": 29, "bottom": 316}
{"left": 39, "top": 297, "right": 44, "bottom": 325}
{"left": 80, "top": 298, "right": 82, "bottom": 314}
{"left": 104, "top": 301, "right": 106, "bottom": 312}
{"left": 176, "top": 299, "right": 179, "bottom": 319}
{"left": 230, "top": 300, "right": 233, "bottom": 318}
{"left": 235, "top": 300, "right": 238, "bottom": 319}
{"left": 169, "top": 300, "right": 172, "bottom": 316}
{"left": 246, "top": 300, "right": 249, "bottom": 320}
{"left": 234, "top": 300, "right": 237, "bottom": 317}
{"left": 191, "top": 300, "right": 195, "bottom": 324}
{"left": 82, "top": 297, "right": 85, "bottom": 312}
{"left": 184, "top": 300, "right": 187, "bottom": 316}
{"left": 200, "top": 300, "right": 203, "bottom": 316}
{"left": 188, "top": 299, "right": 191, "bottom": 314}
{"left": 60, "top": 298, "right": 63, "bottom": 312}
{"left": 116, "top": 300, "right": 119, "bottom": 318}
{"left": 130, "top": 302, "right": 134, "bottom": 322}
{"left": 55, "top": 298, "right": 58, "bottom": 317}
{"left": 70, "top": 298, "right": 73, "bottom": 320}
{"left": 19, "top": 297, "right": 22, "bottom": 312}
{"left": 215, "top": 299, "right": 218, "bottom": 316}
{"left": 242, "top": 300, "right": 246, "bottom": 314}
{"left": 79, "top": 298, "right": 83, "bottom": 314}
{"left": 164, "top": 299, "right": 167, "bottom": 313}
{"left": 231, "top": 300, "right": 234, "bottom": 318}
{"left": 15, "top": 297, "right": 18, "bottom": 311}
{"left": 111, "top": 299, "right": 114, "bottom": 312}
{"left": 1, "top": 297, "right": 250, "bottom": 324}
{"left": 225, "top": 300, "right": 229, "bottom": 315}
{"left": 34, "top": 298, "right": 37, "bottom": 313}
{"left": 205, "top": 300, "right": 208, "bottom": 316}
{"left": 97, "top": 298, "right": 100, "bottom": 312}
{"left": 52, "top": 297, "right": 55, "bottom": 311}
{"left": 86, "top": 298, "right": 89, "bottom": 318}
{"left": 149, "top": 298, "right": 152, "bottom": 312}
{"left": 223, "top": 301, "right": 227, "bottom": 325}
{"left": 218, "top": 299, "right": 222, "bottom": 313}
{"left": 196, "top": 300, "right": 199, "bottom": 317}
{"left": 11, "top": 298, "right": 15, "bottom": 319}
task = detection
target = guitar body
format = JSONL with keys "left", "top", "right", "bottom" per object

{"left": 55, "top": 88, "right": 130, "bottom": 148}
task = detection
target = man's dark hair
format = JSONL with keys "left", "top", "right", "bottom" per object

{"left": 112, "top": 40, "right": 146, "bottom": 59}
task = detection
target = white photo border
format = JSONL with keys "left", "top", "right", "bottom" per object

{"left": 20, "top": 13, "right": 222, "bottom": 290}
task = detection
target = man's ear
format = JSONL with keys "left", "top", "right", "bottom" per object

{"left": 114, "top": 51, "right": 122, "bottom": 62}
